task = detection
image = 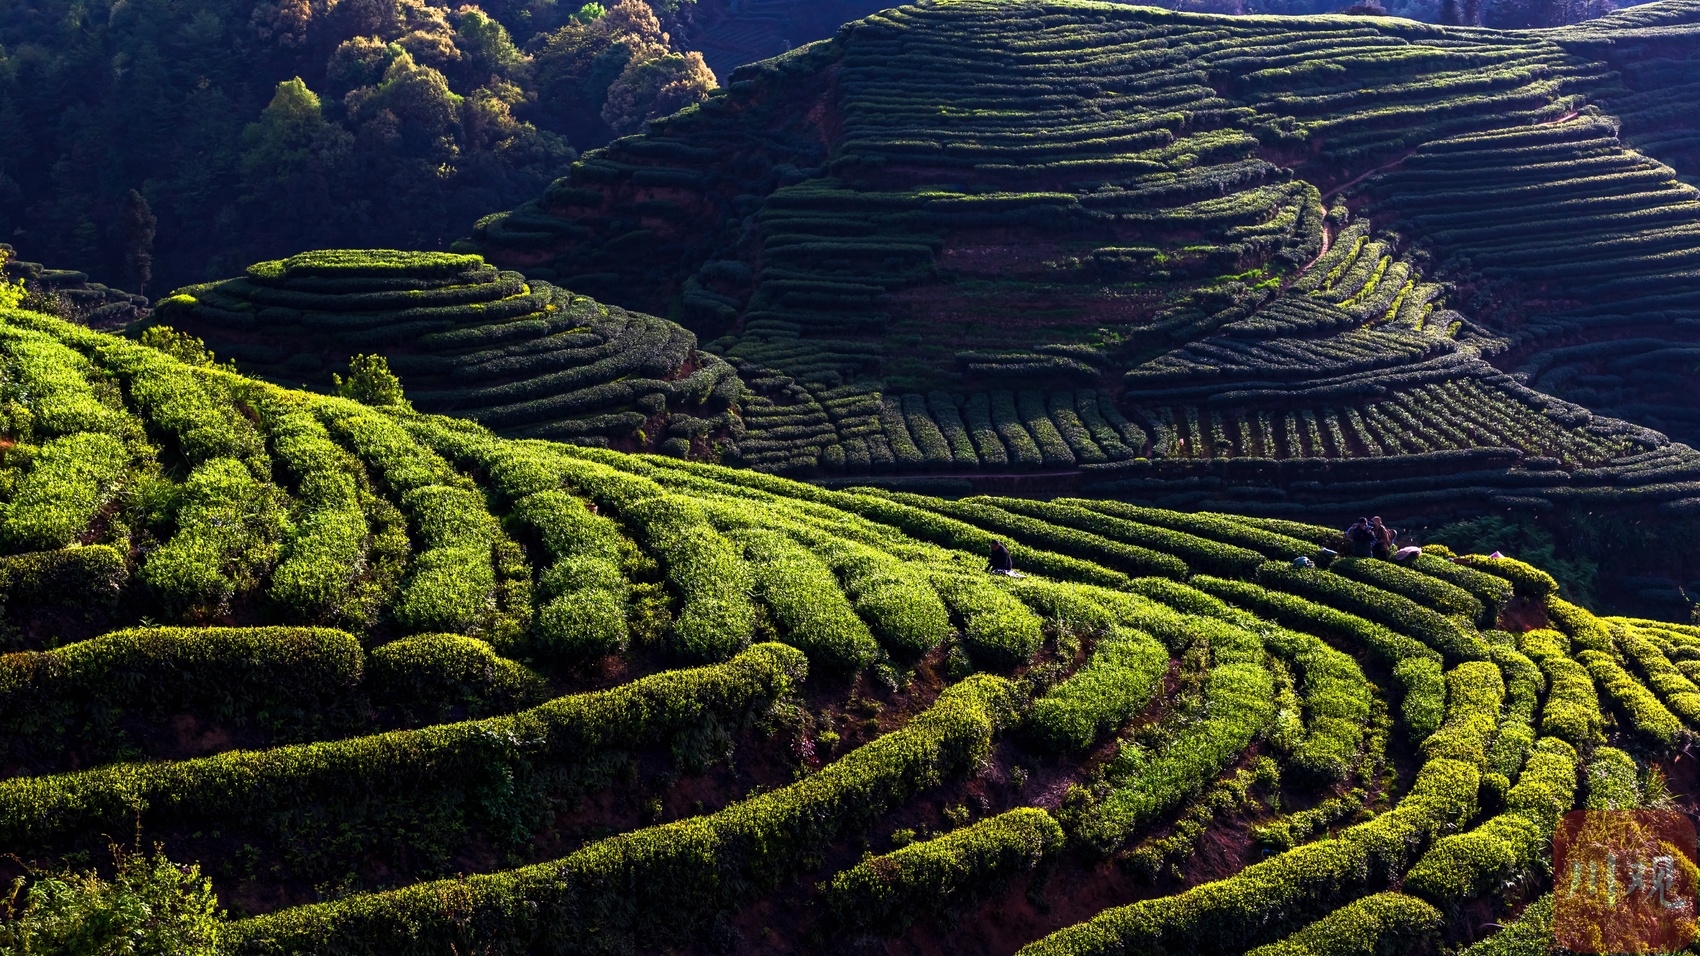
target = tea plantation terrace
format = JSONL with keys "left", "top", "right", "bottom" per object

{"left": 457, "top": 0, "right": 1700, "bottom": 514}
{"left": 154, "top": 249, "right": 744, "bottom": 454}
{"left": 0, "top": 303, "right": 1692, "bottom": 953}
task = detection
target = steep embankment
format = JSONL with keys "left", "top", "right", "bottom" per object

{"left": 0, "top": 304, "right": 1692, "bottom": 954}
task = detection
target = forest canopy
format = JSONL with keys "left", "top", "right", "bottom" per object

{"left": 0, "top": 0, "right": 714, "bottom": 292}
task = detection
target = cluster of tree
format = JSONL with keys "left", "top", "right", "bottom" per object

{"left": 0, "top": 0, "right": 715, "bottom": 293}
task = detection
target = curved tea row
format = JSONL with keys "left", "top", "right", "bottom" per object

{"left": 0, "top": 305, "right": 1692, "bottom": 953}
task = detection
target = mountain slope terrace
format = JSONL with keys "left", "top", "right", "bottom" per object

{"left": 451, "top": 0, "right": 1700, "bottom": 522}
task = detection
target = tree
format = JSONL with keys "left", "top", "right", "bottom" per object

{"left": 334, "top": 353, "right": 412, "bottom": 408}
{"left": 0, "top": 845, "right": 223, "bottom": 956}
{"left": 601, "top": 50, "right": 716, "bottom": 135}
{"left": 116, "top": 190, "right": 156, "bottom": 295}
{"left": 138, "top": 325, "right": 228, "bottom": 369}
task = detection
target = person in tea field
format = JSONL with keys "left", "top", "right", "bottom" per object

{"left": 1371, "top": 516, "right": 1395, "bottom": 560}
{"left": 988, "top": 540, "right": 1016, "bottom": 575}
{"left": 1345, "top": 517, "right": 1377, "bottom": 558}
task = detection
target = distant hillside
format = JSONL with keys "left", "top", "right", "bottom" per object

{"left": 462, "top": 1, "right": 1700, "bottom": 520}
{"left": 154, "top": 249, "right": 743, "bottom": 453}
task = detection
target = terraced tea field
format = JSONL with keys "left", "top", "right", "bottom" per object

{"left": 3, "top": 302, "right": 1698, "bottom": 953}
{"left": 156, "top": 250, "right": 743, "bottom": 454}
{"left": 452, "top": 0, "right": 1700, "bottom": 517}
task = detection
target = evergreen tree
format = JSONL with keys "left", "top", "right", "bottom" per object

{"left": 117, "top": 190, "right": 156, "bottom": 295}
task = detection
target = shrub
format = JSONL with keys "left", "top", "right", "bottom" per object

{"left": 1190, "top": 575, "right": 1440, "bottom": 668}
{"left": 1244, "top": 892, "right": 1443, "bottom": 956}
{"left": 1460, "top": 895, "right": 1553, "bottom": 956}
{"left": 1614, "top": 624, "right": 1700, "bottom": 727}
{"left": 510, "top": 489, "right": 632, "bottom": 659}
{"left": 0, "top": 327, "right": 128, "bottom": 436}
{"left": 0, "top": 845, "right": 222, "bottom": 956}
{"left": 1025, "top": 625, "right": 1168, "bottom": 753}
{"left": 1583, "top": 747, "right": 1640, "bottom": 809}
{"left": 1329, "top": 556, "right": 1482, "bottom": 621}
{"left": 735, "top": 528, "right": 879, "bottom": 671}
{"left": 224, "top": 674, "right": 1017, "bottom": 954}
{"left": 140, "top": 458, "right": 287, "bottom": 620}
{"left": 624, "top": 495, "right": 755, "bottom": 661}
{"left": 365, "top": 633, "right": 548, "bottom": 720}
{"left": 334, "top": 354, "right": 412, "bottom": 409}
{"left": 1405, "top": 738, "right": 1578, "bottom": 903}
{"left": 96, "top": 338, "right": 261, "bottom": 464}
{"left": 987, "top": 497, "right": 1264, "bottom": 577}
{"left": 1578, "top": 650, "right": 1683, "bottom": 745}
{"left": 1255, "top": 561, "right": 1489, "bottom": 663}
{"left": 261, "top": 396, "right": 370, "bottom": 622}
{"left": 1021, "top": 757, "right": 1480, "bottom": 955}
{"left": 821, "top": 490, "right": 1130, "bottom": 589}
{"left": 0, "top": 545, "right": 128, "bottom": 620}
{"left": 825, "top": 807, "right": 1065, "bottom": 935}
{"left": 1074, "top": 624, "right": 1273, "bottom": 853}
{"left": 1261, "top": 626, "right": 1372, "bottom": 782}
{"left": 1517, "top": 629, "right": 1605, "bottom": 747}
{"left": 392, "top": 485, "right": 500, "bottom": 635}
{"left": 0, "top": 643, "right": 806, "bottom": 858}
{"left": 0, "top": 432, "right": 128, "bottom": 552}
{"left": 1396, "top": 657, "right": 1447, "bottom": 741}
{"left": 1408, "top": 554, "right": 1514, "bottom": 619}
{"left": 1545, "top": 597, "right": 1616, "bottom": 655}
{"left": 818, "top": 538, "right": 952, "bottom": 659}
{"left": 0, "top": 626, "right": 364, "bottom": 760}
{"left": 931, "top": 571, "right": 1044, "bottom": 669}
{"left": 1457, "top": 555, "right": 1557, "bottom": 599}
{"left": 1419, "top": 661, "right": 1505, "bottom": 770}
{"left": 897, "top": 495, "right": 1188, "bottom": 580}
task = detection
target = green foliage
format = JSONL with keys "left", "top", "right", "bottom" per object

{"left": 1517, "top": 628, "right": 1605, "bottom": 747}
{"left": 1023, "top": 757, "right": 1480, "bottom": 955}
{"left": 931, "top": 571, "right": 1044, "bottom": 669}
{"left": 736, "top": 528, "right": 878, "bottom": 671}
{"left": 0, "top": 545, "right": 129, "bottom": 622}
{"left": 224, "top": 674, "right": 1016, "bottom": 954}
{"left": 624, "top": 494, "right": 754, "bottom": 661}
{"left": 1256, "top": 561, "right": 1489, "bottom": 663}
{"left": 365, "top": 633, "right": 548, "bottom": 719}
{"left": 0, "top": 643, "right": 805, "bottom": 862}
{"left": 512, "top": 489, "right": 633, "bottom": 659}
{"left": 1244, "top": 893, "right": 1443, "bottom": 956}
{"left": 0, "top": 846, "right": 222, "bottom": 956}
{"left": 824, "top": 808, "right": 1064, "bottom": 935}
{"left": 1072, "top": 623, "right": 1273, "bottom": 854}
{"left": 0, "top": 432, "right": 128, "bottom": 552}
{"left": 1025, "top": 626, "right": 1167, "bottom": 753}
{"left": 137, "top": 326, "right": 225, "bottom": 370}
{"left": 140, "top": 458, "right": 288, "bottom": 620}
{"left": 1405, "top": 738, "right": 1578, "bottom": 903}
{"left": 1578, "top": 649, "right": 1684, "bottom": 745}
{"left": 1, "top": 626, "right": 363, "bottom": 748}
{"left": 1419, "top": 661, "right": 1505, "bottom": 770}
{"left": 333, "top": 354, "right": 411, "bottom": 409}
{"left": 260, "top": 396, "right": 371, "bottom": 622}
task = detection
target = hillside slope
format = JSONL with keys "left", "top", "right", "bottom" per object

{"left": 463, "top": 0, "right": 1700, "bottom": 515}
{"left": 0, "top": 304, "right": 1695, "bottom": 954}
{"left": 152, "top": 249, "right": 744, "bottom": 453}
